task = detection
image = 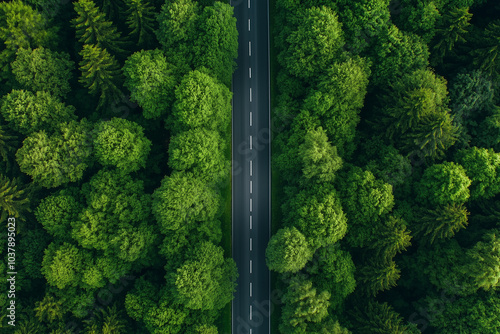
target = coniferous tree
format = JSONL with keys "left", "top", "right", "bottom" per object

{"left": 0, "top": 124, "right": 17, "bottom": 167}
{"left": 350, "top": 300, "right": 413, "bottom": 333}
{"left": 34, "top": 295, "right": 64, "bottom": 324}
{"left": 357, "top": 258, "right": 401, "bottom": 297}
{"left": 78, "top": 44, "right": 123, "bottom": 109}
{"left": 0, "top": 174, "right": 30, "bottom": 219}
{"left": 431, "top": 7, "right": 472, "bottom": 65}
{"left": 415, "top": 203, "right": 469, "bottom": 244}
{"left": 368, "top": 215, "right": 412, "bottom": 262}
{"left": 72, "top": 0, "right": 128, "bottom": 56}
{"left": 472, "top": 20, "right": 500, "bottom": 79}
{"left": 124, "top": 0, "right": 156, "bottom": 48}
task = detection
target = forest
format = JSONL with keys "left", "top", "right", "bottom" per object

{"left": 267, "top": 0, "right": 500, "bottom": 333}
{"left": 0, "top": 0, "right": 238, "bottom": 332}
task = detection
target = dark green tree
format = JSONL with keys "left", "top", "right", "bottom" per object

{"left": 368, "top": 215, "right": 412, "bottom": 262}
{"left": 123, "top": 49, "right": 177, "bottom": 119}
{"left": 93, "top": 118, "right": 152, "bottom": 173}
{"left": 357, "top": 258, "right": 401, "bottom": 297}
{"left": 265, "top": 227, "right": 313, "bottom": 273}
{"left": 78, "top": 44, "right": 123, "bottom": 109}
{"left": 431, "top": 7, "right": 472, "bottom": 65}
{"left": 11, "top": 47, "right": 74, "bottom": 98}
{"left": 1, "top": 90, "right": 77, "bottom": 135}
{"left": 124, "top": 0, "right": 156, "bottom": 48}
{"left": 0, "top": 174, "right": 30, "bottom": 219}
{"left": 415, "top": 203, "right": 469, "bottom": 244}
{"left": 350, "top": 300, "right": 412, "bottom": 333}
{"left": 0, "top": 124, "right": 17, "bottom": 165}
{"left": 34, "top": 295, "right": 64, "bottom": 324}
{"left": 472, "top": 20, "right": 500, "bottom": 79}
{"left": 72, "top": 0, "right": 127, "bottom": 55}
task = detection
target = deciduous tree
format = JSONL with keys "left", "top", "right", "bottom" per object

{"left": 265, "top": 227, "right": 313, "bottom": 273}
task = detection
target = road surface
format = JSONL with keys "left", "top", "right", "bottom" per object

{"left": 231, "top": 0, "right": 271, "bottom": 332}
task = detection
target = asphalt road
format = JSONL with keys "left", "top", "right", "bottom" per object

{"left": 231, "top": 0, "right": 271, "bottom": 332}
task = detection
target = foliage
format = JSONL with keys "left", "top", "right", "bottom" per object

{"left": 0, "top": 174, "right": 31, "bottom": 218}
{"left": 152, "top": 171, "right": 221, "bottom": 232}
{"left": 123, "top": 50, "right": 177, "bottom": 119}
{"left": 170, "top": 241, "right": 237, "bottom": 310}
{"left": 414, "top": 203, "right": 469, "bottom": 244}
{"left": 34, "top": 295, "right": 64, "bottom": 324}
{"left": 1, "top": 90, "right": 77, "bottom": 135}
{"left": 124, "top": 0, "right": 156, "bottom": 48}
{"left": 16, "top": 120, "right": 93, "bottom": 188}
{"left": 265, "top": 227, "right": 313, "bottom": 273}
{"left": 11, "top": 47, "right": 74, "bottom": 98}
{"left": 278, "top": 6, "right": 344, "bottom": 80}
{"left": 415, "top": 162, "right": 471, "bottom": 207}
{"left": 349, "top": 300, "right": 412, "bottom": 333}
{"left": 368, "top": 215, "right": 412, "bottom": 262}
{"left": 93, "top": 117, "right": 152, "bottom": 173}
{"left": 283, "top": 184, "right": 347, "bottom": 250}
{"left": 357, "top": 258, "right": 401, "bottom": 296}
{"left": 169, "top": 69, "right": 232, "bottom": 134}
{"left": 78, "top": 44, "right": 123, "bottom": 109}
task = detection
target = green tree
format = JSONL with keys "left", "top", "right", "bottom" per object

{"left": 431, "top": 7, "right": 472, "bottom": 65}
{"left": 34, "top": 295, "right": 64, "bottom": 324}
{"left": 280, "top": 276, "right": 330, "bottom": 334}
{"left": 194, "top": 1, "right": 238, "bottom": 86}
{"left": 357, "top": 258, "right": 401, "bottom": 296}
{"left": 350, "top": 300, "right": 412, "bottom": 333}
{"left": 298, "top": 127, "right": 342, "bottom": 183}
{"left": 463, "top": 230, "right": 500, "bottom": 292}
{"left": 41, "top": 242, "right": 88, "bottom": 289}
{"left": 472, "top": 20, "right": 500, "bottom": 79}
{"left": 415, "top": 162, "right": 471, "bottom": 207}
{"left": 11, "top": 47, "right": 74, "bottom": 98}
{"left": 368, "top": 215, "right": 412, "bottom": 262}
{"left": 16, "top": 120, "right": 93, "bottom": 188}
{"left": 337, "top": 166, "right": 394, "bottom": 248}
{"left": 18, "top": 228, "right": 50, "bottom": 279}
{"left": 78, "top": 44, "right": 123, "bottom": 109}
{"left": 124, "top": 0, "right": 156, "bottom": 48}
{"left": 72, "top": 0, "right": 127, "bottom": 55}
{"left": 156, "top": 0, "right": 199, "bottom": 72}
{"left": 1, "top": 90, "right": 77, "bottom": 135}
{"left": 415, "top": 203, "right": 469, "bottom": 244}
{"left": 454, "top": 147, "right": 500, "bottom": 200}
{"left": 93, "top": 118, "right": 151, "bottom": 173}
{"left": 123, "top": 50, "right": 177, "bottom": 119}
{"left": 265, "top": 227, "right": 313, "bottom": 273}
{"left": 169, "top": 69, "right": 232, "bottom": 134}
{"left": 311, "top": 244, "right": 356, "bottom": 311}
{"left": 0, "top": 124, "right": 17, "bottom": 165}
{"left": 35, "top": 190, "right": 83, "bottom": 240}
{"left": 170, "top": 241, "right": 237, "bottom": 310}
{"left": 168, "top": 128, "right": 229, "bottom": 184}
{"left": 82, "top": 304, "right": 127, "bottom": 334}
{"left": 283, "top": 184, "right": 348, "bottom": 250}
{"left": 303, "top": 57, "right": 370, "bottom": 155}
{"left": 0, "top": 174, "right": 30, "bottom": 219}
{"left": 377, "top": 68, "right": 457, "bottom": 159}
{"left": 395, "top": 1, "right": 440, "bottom": 43}
{"left": 152, "top": 171, "right": 221, "bottom": 232}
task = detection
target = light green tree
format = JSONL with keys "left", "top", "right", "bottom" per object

{"left": 265, "top": 227, "right": 313, "bottom": 273}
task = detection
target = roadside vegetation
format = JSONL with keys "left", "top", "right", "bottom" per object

{"left": 267, "top": 0, "right": 500, "bottom": 333}
{"left": 0, "top": 0, "right": 238, "bottom": 332}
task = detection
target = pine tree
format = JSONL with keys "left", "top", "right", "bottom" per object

{"left": 0, "top": 174, "right": 31, "bottom": 219}
{"left": 472, "top": 20, "right": 500, "bottom": 79}
{"left": 357, "top": 258, "right": 401, "bottom": 297}
{"left": 34, "top": 295, "right": 64, "bottom": 323}
{"left": 369, "top": 216, "right": 412, "bottom": 262}
{"left": 0, "top": 124, "right": 17, "bottom": 169}
{"left": 124, "top": 0, "right": 156, "bottom": 48}
{"left": 350, "top": 300, "right": 412, "bottom": 333}
{"left": 415, "top": 203, "right": 469, "bottom": 244}
{"left": 72, "top": 0, "right": 128, "bottom": 56}
{"left": 431, "top": 7, "right": 472, "bottom": 65}
{"left": 79, "top": 44, "right": 123, "bottom": 109}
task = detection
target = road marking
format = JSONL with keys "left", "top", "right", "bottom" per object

{"left": 248, "top": 19, "right": 251, "bottom": 31}
{"left": 249, "top": 41, "right": 251, "bottom": 56}
{"left": 250, "top": 282, "right": 253, "bottom": 296}
{"left": 250, "top": 180, "right": 252, "bottom": 194}
{"left": 250, "top": 215, "right": 252, "bottom": 229}
{"left": 250, "top": 135, "right": 252, "bottom": 150}
{"left": 249, "top": 87, "right": 252, "bottom": 102}
{"left": 250, "top": 111, "right": 252, "bottom": 126}
{"left": 249, "top": 67, "right": 252, "bottom": 78}
{"left": 250, "top": 305, "right": 252, "bottom": 320}
{"left": 250, "top": 198, "right": 252, "bottom": 212}
{"left": 250, "top": 260, "right": 252, "bottom": 274}
{"left": 250, "top": 160, "right": 252, "bottom": 176}
{"left": 248, "top": 0, "right": 250, "bottom": 8}
{"left": 250, "top": 330, "right": 252, "bottom": 334}
{"left": 250, "top": 237, "right": 252, "bottom": 251}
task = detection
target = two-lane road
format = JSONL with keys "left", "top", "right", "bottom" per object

{"left": 231, "top": 0, "right": 271, "bottom": 332}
